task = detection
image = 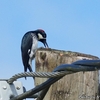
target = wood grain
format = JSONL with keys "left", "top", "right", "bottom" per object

{"left": 35, "top": 48, "right": 99, "bottom": 100}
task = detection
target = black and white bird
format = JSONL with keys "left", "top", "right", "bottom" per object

{"left": 21, "top": 29, "right": 49, "bottom": 79}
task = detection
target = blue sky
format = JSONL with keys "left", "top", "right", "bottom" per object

{"left": 0, "top": 0, "right": 100, "bottom": 99}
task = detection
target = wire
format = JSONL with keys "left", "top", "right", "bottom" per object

{"left": 8, "top": 71, "right": 67, "bottom": 84}
{"left": 9, "top": 59, "right": 100, "bottom": 100}
{"left": 36, "top": 59, "right": 100, "bottom": 100}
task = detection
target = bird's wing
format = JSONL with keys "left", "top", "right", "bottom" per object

{"left": 21, "top": 33, "right": 33, "bottom": 72}
{"left": 21, "top": 33, "right": 33, "bottom": 53}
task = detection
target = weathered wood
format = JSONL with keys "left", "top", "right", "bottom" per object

{"left": 35, "top": 48, "right": 99, "bottom": 100}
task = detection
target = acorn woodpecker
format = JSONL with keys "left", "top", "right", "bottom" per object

{"left": 21, "top": 29, "right": 49, "bottom": 79}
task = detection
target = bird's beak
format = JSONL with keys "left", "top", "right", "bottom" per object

{"left": 44, "top": 41, "right": 49, "bottom": 48}
{"left": 41, "top": 39, "right": 49, "bottom": 48}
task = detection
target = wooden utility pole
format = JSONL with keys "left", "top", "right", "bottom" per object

{"left": 35, "top": 48, "right": 99, "bottom": 100}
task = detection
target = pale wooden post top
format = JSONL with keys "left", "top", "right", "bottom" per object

{"left": 35, "top": 48, "right": 99, "bottom": 100}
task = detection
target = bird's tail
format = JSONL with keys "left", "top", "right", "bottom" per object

{"left": 24, "top": 65, "right": 35, "bottom": 80}
{"left": 24, "top": 68, "right": 27, "bottom": 80}
{"left": 29, "top": 68, "right": 35, "bottom": 80}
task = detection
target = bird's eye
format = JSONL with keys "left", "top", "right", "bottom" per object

{"left": 44, "top": 34, "right": 46, "bottom": 38}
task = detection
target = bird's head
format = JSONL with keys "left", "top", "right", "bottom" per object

{"left": 36, "top": 29, "right": 49, "bottom": 48}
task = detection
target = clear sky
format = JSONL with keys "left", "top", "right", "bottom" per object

{"left": 0, "top": 0, "right": 100, "bottom": 99}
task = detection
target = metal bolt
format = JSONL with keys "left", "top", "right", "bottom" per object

{"left": 16, "top": 86, "right": 20, "bottom": 90}
{"left": 3, "top": 86, "right": 7, "bottom": 90}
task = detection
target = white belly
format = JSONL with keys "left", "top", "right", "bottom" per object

{"left": 29, "top": 36, "right": 38, "bottom": 59}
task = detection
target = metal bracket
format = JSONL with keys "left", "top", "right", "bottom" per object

{"left": 0, "top": 81, "right": 24, "bottom": 100}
